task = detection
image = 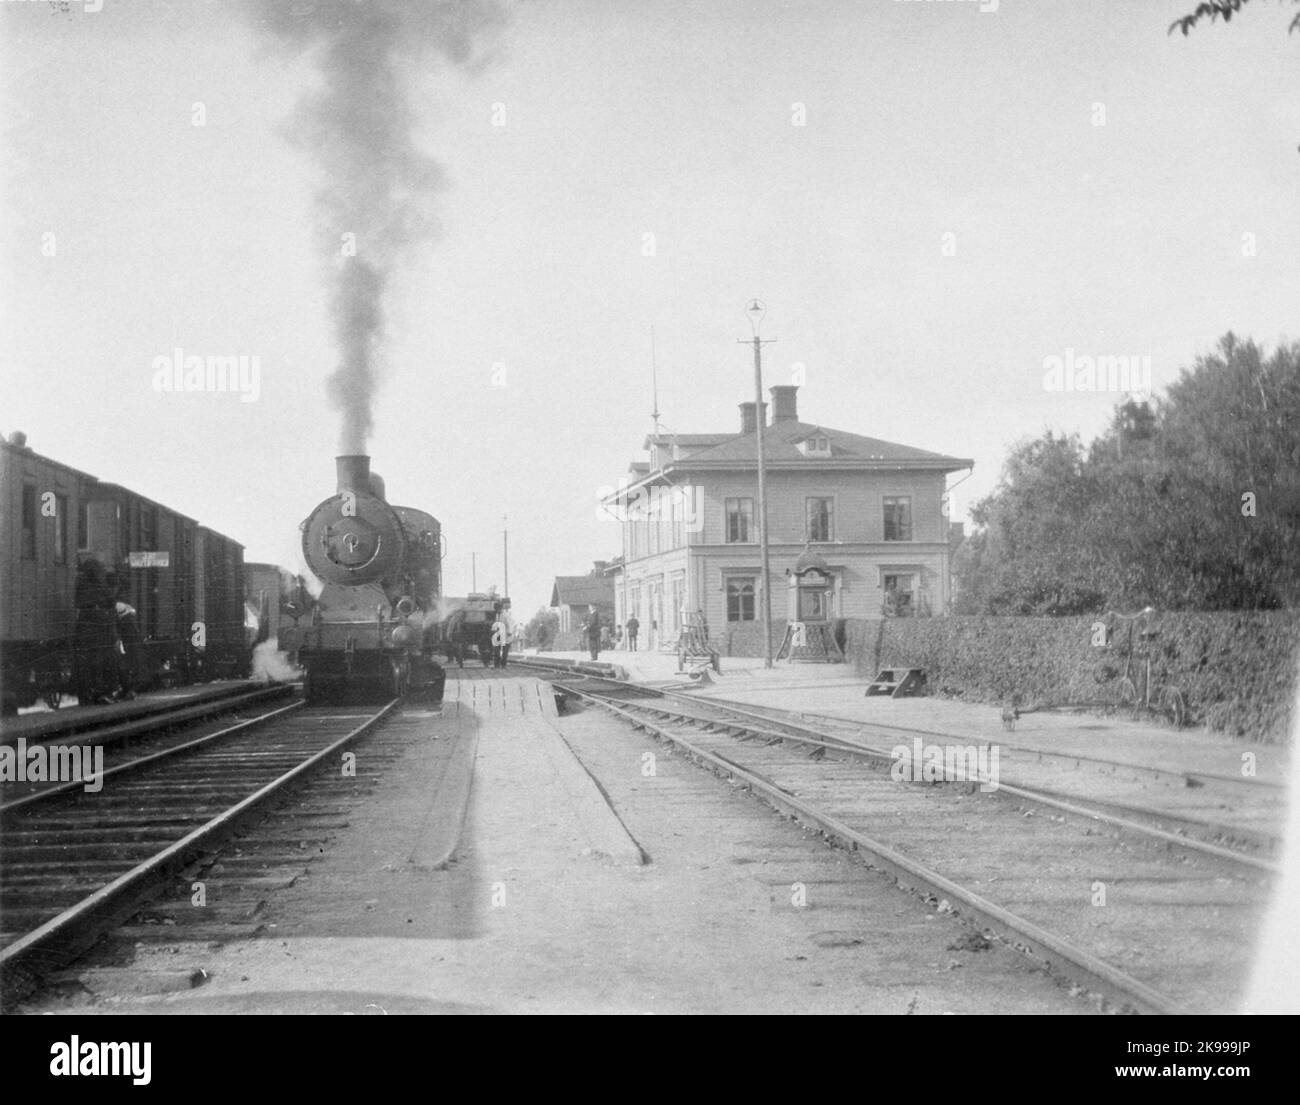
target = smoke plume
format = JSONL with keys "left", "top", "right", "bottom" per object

{"left": 246, "top": 1, "right": 505, "bottom": 452}
{"left": 251, "top": 639, "right": 303, "bottom": 685}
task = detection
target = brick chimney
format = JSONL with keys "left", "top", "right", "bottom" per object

{"left": 769, "top": 385, "right": 798, "bottom": 423}
{"left": 739, "top": 402, "right": 768, "bottom": 433}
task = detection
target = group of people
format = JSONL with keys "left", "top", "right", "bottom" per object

{"left": 582, "top": 609, "right": 644, "bottom": 661}
{"left": 73, "top": 557, "right": 141, "bottom": 705}
{"left": 580, "top": 609, "right": 710, "bottom": 662}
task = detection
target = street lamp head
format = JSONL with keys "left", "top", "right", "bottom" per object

{"left": 745, "top": 298, "right": 766, "bottom": 334}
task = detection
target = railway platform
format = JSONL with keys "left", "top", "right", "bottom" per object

{"left": 524, "top": 649, "right": 1291, "bottom": 785}
{"left": 0, "top": 680, "right": 269, "bottom": 745}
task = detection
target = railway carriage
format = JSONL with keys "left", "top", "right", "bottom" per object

{"left": 0, "top": 436, "right": 85, "bottom": 711}
{"left": 0, "top": 434, "right": 253, "bottom": 713}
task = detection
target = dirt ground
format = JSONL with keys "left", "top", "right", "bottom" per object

{"left": 18, "top": 685, "right": 1092, "bottom": 1015}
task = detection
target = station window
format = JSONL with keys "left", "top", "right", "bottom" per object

{"left": 883, "top": 496, "right": 912, "bottom": 541}
{"left": 725, "top": 498, "right": 753, "bottom": 543}
{"left": 21, "top": 482, "right": 37, "bottom": 559}
{"left": 883, "top": 572, "right": 916, "bottom": 616}
{"left": 806, "top": 497, "right": 833, "bottom": 542}
{"left": 726, "top": 578, "right": 756, "bottom": 622}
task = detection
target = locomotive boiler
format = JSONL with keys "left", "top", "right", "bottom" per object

{"left": 280, "top": 455, "right": 446, "bottom": 703}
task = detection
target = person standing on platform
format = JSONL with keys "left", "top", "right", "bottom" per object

{"left": 114, "top": 601, "right": 141, "bottom": 700}
{"left": 492, "top": 601, "right": 516, "bottom": 668}
{"left": 625, "top": 614, "right": 639, "bottom": 652}
{"left": 585, "top": 607, "right": 602, "bottom": 662}
{"left": 74, "top": 558, "right": 116, "bottom": 705}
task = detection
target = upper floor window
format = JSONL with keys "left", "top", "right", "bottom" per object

{"left": 798, "top": 433, "right": 832, "bottom": 458}
{"left": 726, "top": 497, "right": 753, "bottom": 543}
{"left": 140, "top": 505, "right": 157, "bottom": 550}
{"left": 806, "top": 497, "right": 833, "bottom": 542}
{"left": 883, "top": 496, "right": 912, "bottom": 541}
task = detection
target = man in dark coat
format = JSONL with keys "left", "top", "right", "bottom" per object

{"left": 74, "top": 558, "right": 117, "bottom": 705}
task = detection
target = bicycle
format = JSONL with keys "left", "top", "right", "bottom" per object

{"left": 1106, "top": 607, "right": 1188, "bottom": 728}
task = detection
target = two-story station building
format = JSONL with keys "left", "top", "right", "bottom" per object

{"left": 602, "top": 386, "right": 972, "bottom": 654}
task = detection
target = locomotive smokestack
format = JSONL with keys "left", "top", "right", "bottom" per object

{"left": 336, "top": 454, "right": 372, "bottom": 496}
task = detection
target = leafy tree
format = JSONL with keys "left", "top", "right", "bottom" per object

{"left": 1169, "top": 0, "right": 1300, "bottom": 36}
{"left": 524, "top": 607, "right": 559, "bottom": 649}
{"left": 960, "top": 432, "right": 1106, "bottom": 615}
{"left": 955, "top": 336, "right": 1300, "bottom": 613}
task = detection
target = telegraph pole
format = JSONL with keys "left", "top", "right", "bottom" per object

{"left": 738, "top": 299, "right": 777, "bottom": 668}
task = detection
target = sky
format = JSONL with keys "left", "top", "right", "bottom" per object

{"left": 2, "top": 0, "right": 1298, "bottom": 617}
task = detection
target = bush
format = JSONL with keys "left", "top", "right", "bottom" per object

{"left": 844, "top": 611, "right": 1299, "bottom": 744}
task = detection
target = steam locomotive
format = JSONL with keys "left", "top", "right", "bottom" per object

{"left": 279, "top": 455, "right": 446, "bottom": 703}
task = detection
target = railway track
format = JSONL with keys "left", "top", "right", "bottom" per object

{"left": 687, "top": 694, "right": 1286, "bottom": 857}
{"left": 677, "top": 692, "right": 1283, "bottom": 857}
{"left": 0, "top": 694, "right": 396, "bottom": 1003}
{"left": 0, "top": 684, "right": 298, "bottom": 807}
{"left": 1, "top": 682, "right": 286, "bottom": 747}
{"left": 550, "top": 674, "right": 1275, "bottom": 1014}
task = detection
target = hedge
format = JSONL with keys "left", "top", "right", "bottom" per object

{"left": 851, "top": 612, "right": 1299, "bottom": 744}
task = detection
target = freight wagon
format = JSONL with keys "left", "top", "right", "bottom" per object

{"left": 0, "top": 433, "right": 252, "bottom": 713}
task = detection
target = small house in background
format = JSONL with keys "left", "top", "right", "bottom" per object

{"left": 550, "top": 562, "right": 616, "bottom": 633}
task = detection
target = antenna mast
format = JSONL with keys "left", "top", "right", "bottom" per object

{"left": 650, "top": 326, "right": 662, "bottom": 436}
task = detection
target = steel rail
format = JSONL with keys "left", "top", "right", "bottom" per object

{"left": 0, "top": 699, "right": 398, "bottom": 996}
{"left": 0, "top": 699, "right": 306, "bottom": 815}
{"left": 569, "top": 683, "right": 1187, "bottom": 1016}
{"left": 553, "top": 676, "right": 1280, "bottom": 872}
{"left": 1, "top": 684, "right": 296, "bottom": 753}
{"left": 694, "top": 691, "right": 1285, "bottom": 791}
{"left": 3, "top": 681, "right": 293, "bottom": 748}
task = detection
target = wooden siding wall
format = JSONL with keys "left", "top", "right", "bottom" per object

{"left": 0, "top": 447, "right": 84, "bottom": 643}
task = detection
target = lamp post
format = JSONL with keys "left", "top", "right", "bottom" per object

{"left": 739, "top": 299, "right": 775, "bottom": 668}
